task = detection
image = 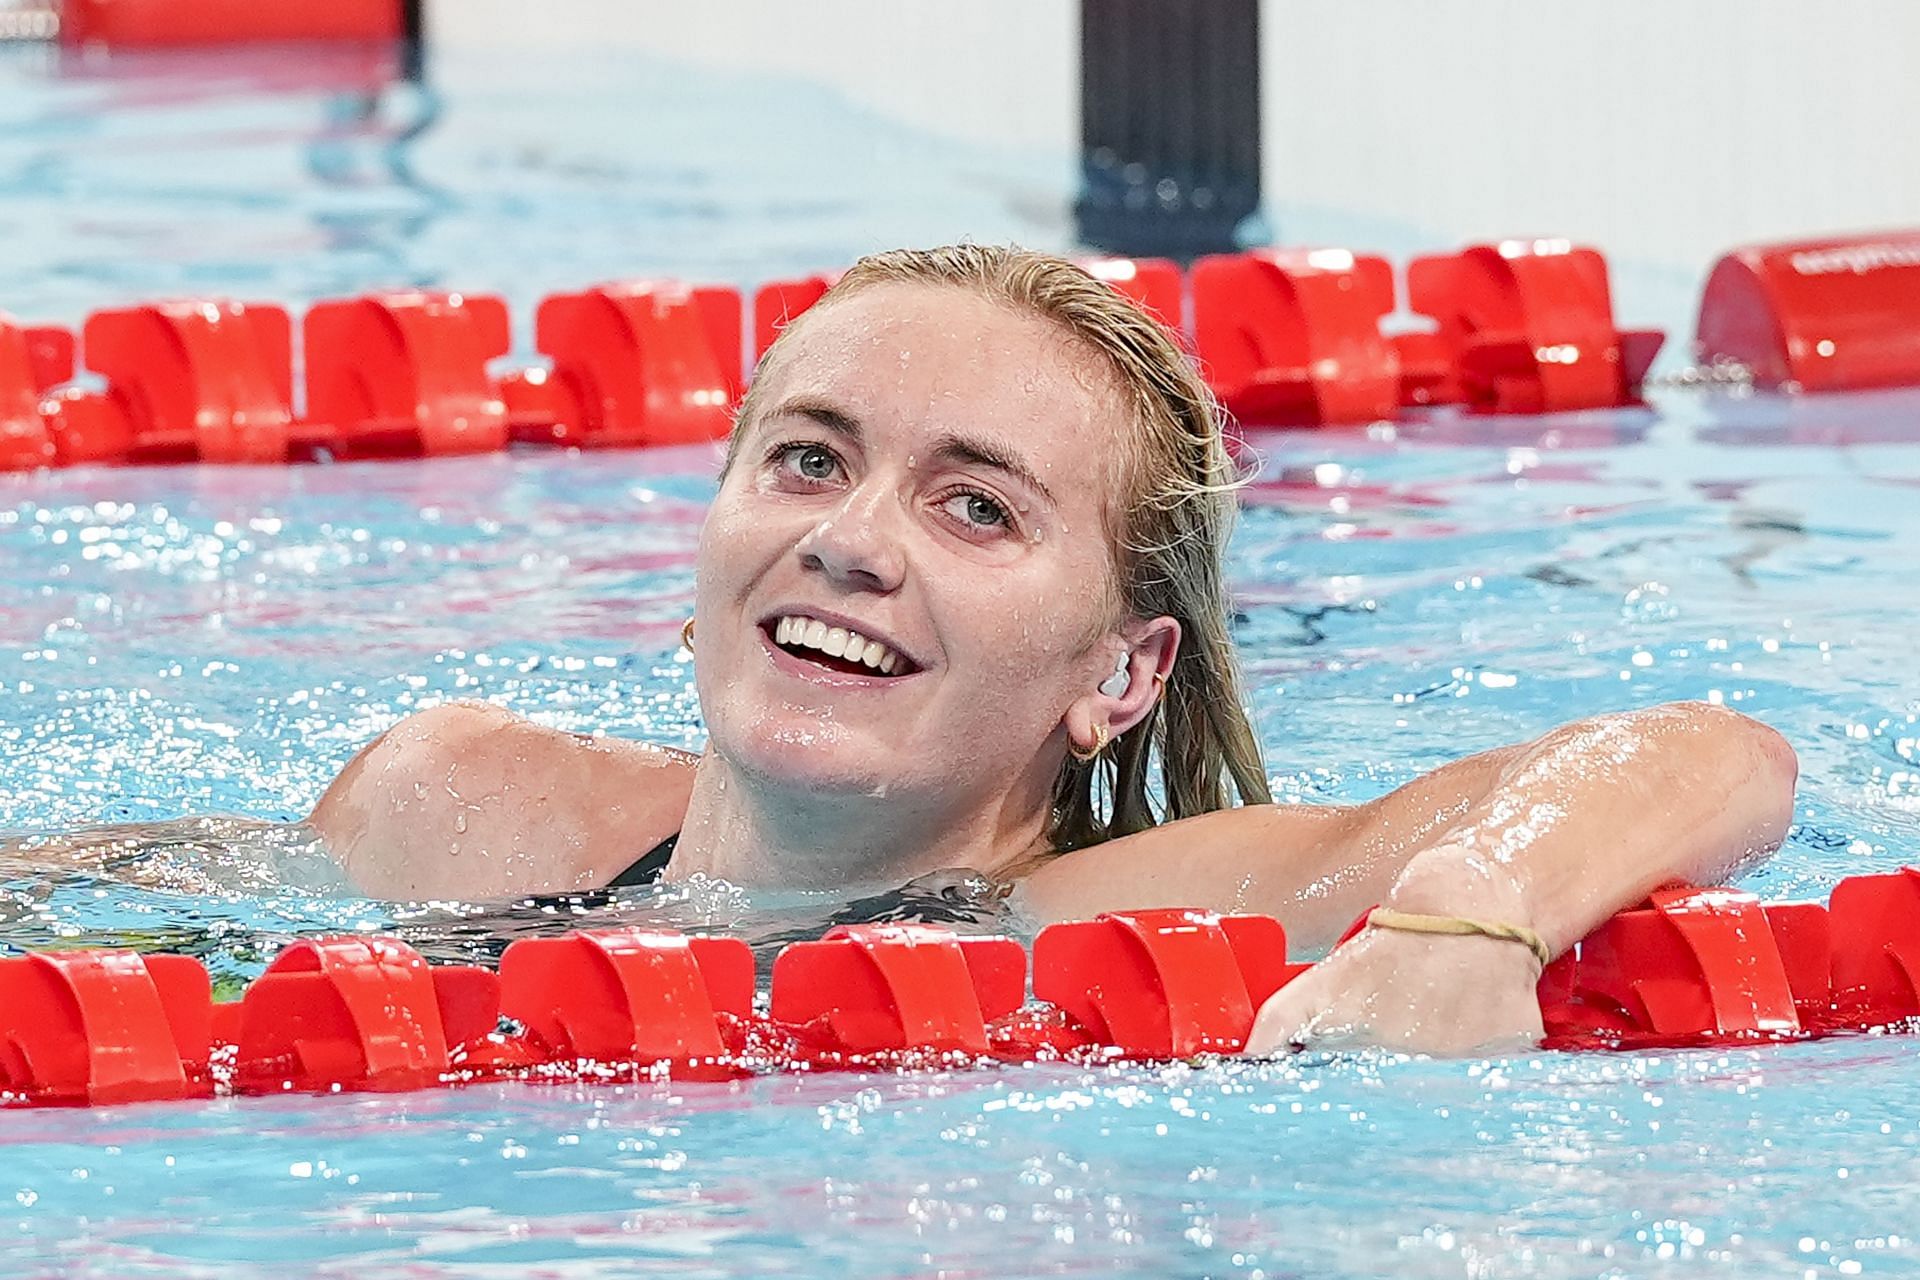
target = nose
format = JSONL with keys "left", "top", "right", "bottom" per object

{"left": 795, "top": 484, "right": 906, "bottom": 594}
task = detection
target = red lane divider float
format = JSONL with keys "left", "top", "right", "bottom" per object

{"left": 1192, "top": 249, "right": 1421, "bottom": 427}
{"left": 0, "top": 950, "right": 211, "bottom": 1105}
{"left": 507, "top": 282, "right": 742, "bottom": 449}
{"left": 497, "top": 929, "right": 752, "bottom": 1080}
{"left": 1405, "top": 239, "right": 1665, "bottom": 415}
{"left": 0, "top": 315, "right": 71, "bottom": 470}
{"left": 5, "top": 229, "right": 1918, "bottom": 473}
{"left": 1033, "top": 909, "right": 1308, "bottom": 1057}
{"left": 753, "top": 273, "right": 842, "bottom": 361}
{"left": 58, "top": 0, "right": 402, "bottom": 46}
{"left": 1696, "top": 231, "right": 1920, "bottom": 393}
{"left": 229, "top": 936, "right": 496, "bottom": 1093}
{"left": 304, "top": 291, "right": 512, "bottom": 460}
{"left": 74, "top": 301, "right": 295, "bottom": 465}
{"left": 8, "top": 870, "right": 1920, "bottom": 1109}
{"left": 774, "top": 923, "right": 1025, "bottom": 1061}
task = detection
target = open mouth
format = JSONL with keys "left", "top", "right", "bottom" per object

{"left": 767, "top": 614, "right": 918, "bottom": 677}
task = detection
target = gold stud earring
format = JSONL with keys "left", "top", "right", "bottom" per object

{"left": 1069, "top": 722, "right": 1111, "bottom": 764}
{"left": 680, "top": 617, "right": 696, "bottom": 653}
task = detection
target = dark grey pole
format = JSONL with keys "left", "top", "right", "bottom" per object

{"left": 1076, "top": 0, "right": 1262, "bottom": 260}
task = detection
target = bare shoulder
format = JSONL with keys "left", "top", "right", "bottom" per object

{"left": 310, "top": 702, "right": 697, "bottom": 898}
{"left": 1016, "top": 801, "right": 1359, "bottom": 931}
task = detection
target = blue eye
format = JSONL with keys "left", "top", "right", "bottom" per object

{"left": 942, "top": 490, "right": 1010, "bottom": 530}
{"left": 775, "top": 443, "right": 841, "bottom": 482}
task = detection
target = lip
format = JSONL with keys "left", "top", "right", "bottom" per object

{"left": 760, "top": 631, "right": 921, "bottom": 688}
{"left": 752, "top": 606, "right": 925, "bottom": 675}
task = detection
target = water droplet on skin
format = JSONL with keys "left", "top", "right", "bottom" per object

{"left": 454, "top": 813, "right": 468, "bottom": 834}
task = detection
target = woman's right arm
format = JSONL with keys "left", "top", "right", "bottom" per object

{"left": 309, "top": 702, "right": 697, "bottom": 899}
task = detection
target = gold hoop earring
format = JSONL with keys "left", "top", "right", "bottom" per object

{"left": 1150, "top": 671, "right": 1167, "bottom": 701}
{"left": 680, "top": 617, "right": 696, "bottom": 653}
{"left": 1069, "top": 723, "right": 1111, "bottom": 764}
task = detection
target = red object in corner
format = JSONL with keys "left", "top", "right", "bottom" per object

{"left": 1080, "top": 256, "right": 1185, "bottom": 329}
{"left": 302, "top": 291, "right": 512, "bottom": 459}
{"left": 0, "top": 317, "right": 67, "bottom": 471}
{"left": 499, "top": 930, "right": 752, "bottom": 1074}
{"left": 771, "top": 924, "right": 1026, "bottom": 1057}
{"left": 1191, "top": 249, "right": 1404, "bottom": 427}
{"left": 1407, "top": 240, "right": 1663, "bottom": 414}
{"left": 0, "top": 951, "right": 211, "bottom": 1105}
{"left": 1541, "top": 886, "right": 1800, "bottom": 1044}
{"left": 60, "top": 0, "right": 403, "bottom": 46}
{"left": 752, "top": 274, "right": 841, "bottom": 361}
{"left": 233, "top": 937, "right": 493, "bottom": 1094}
{"left": 513, "top": 282, "right": 742, "bottom": 448}
{"left": 78, "top": 301, "right": 295, "bottom": 465}
{"left": 1032, "top": 909, "right": 1309, "bottom": 1058}
{"left": 1826, "top": 867, "right": 1920, "bottom": 1024}
{"left": 1696, "top": 231, "right": 1920, "bottom": 393}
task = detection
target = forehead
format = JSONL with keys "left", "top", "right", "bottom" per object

{"left": 755, "top": 283, "right": 1128, "bottom": 474}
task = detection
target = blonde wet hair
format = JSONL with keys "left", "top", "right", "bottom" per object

{"left": 729, "top": 244, "right": 1272, "bottom": 853}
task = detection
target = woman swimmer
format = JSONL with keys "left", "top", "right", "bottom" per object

{"left": 307, "top": 245, "right": 1798, "bottom": 1055}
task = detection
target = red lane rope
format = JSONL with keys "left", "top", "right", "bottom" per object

{"left": 5, "top": 873, "right": 1919, "bottom": 1107}
{"left": 2, "top": 237, "right": 1680, "bottom": 471}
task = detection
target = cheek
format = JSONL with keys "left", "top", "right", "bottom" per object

{"left": 942, "top": 559, "right": 1113, "bottom": 682}
{"left": 696, "top": 489, "right": 777, "bottom": 596}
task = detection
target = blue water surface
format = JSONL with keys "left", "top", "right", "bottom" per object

{"left": 3, "top": 25, "right": 1920, "bottom": 1280}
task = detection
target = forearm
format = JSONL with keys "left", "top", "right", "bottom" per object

{"left": 1382, "top": 702, "right": 1798, "bottom": 954}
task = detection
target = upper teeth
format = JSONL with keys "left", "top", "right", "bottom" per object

{"left": 773, "top": 615, "right": 903, "bottom": 673}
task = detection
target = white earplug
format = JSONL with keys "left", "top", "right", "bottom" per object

{"left": 1099, "top": 653, "right": 1132, "bottom": 698}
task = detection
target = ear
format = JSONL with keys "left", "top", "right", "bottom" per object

{"left": 1064, "top": 617, "right": 1181, "bottom": 752}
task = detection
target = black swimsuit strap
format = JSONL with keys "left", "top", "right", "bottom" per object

{"left": 607, "top": 832, "right": 679, "bottom": 888}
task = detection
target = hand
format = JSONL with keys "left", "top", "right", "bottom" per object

{"left": 1243, "top": 922, "right": 1546, "bottom": 1057}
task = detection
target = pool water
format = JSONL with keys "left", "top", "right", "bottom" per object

{"left": 5, "top": 24, "right": 1920, "bottom": 1280}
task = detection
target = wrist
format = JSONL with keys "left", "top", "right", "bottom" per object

{"left": 1384, "top": 844, "right": 1535, "bottom": 935}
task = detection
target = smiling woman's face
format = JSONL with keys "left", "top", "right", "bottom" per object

{"left": 692, "top": 281, "right": 1131, "bottom": 807}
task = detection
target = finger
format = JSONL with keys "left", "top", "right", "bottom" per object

{"left": 1242, "top": 977, "right": 1325, "bottom": 1056}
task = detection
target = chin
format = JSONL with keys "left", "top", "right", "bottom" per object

{"left": 714, "top": 715, "right": 907, "bottom": 797}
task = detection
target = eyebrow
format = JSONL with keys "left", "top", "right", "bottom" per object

{"left": 764, "top": 397, "right": 1057, "bottom": 506}
{"left": 768, "top": 397, "right": 863, "bottom": 444}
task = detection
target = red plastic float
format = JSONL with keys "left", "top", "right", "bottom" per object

{"left": 303, "top": 290, "right": 512, "bottom": 459}
{"left": 505, "top": 282, "right": 742, "bottom": 449}
{"left": 772, "top": 923, "right": 1025, "bottom": 1057}
{"left": 1537, "top": 887, "right": 1801, "bottom": 1045}
{"left": 752, "top": 273, "right": 841, "bottom": 360}
{"left": 498, "top": 929, "right": 751, "bottom": 1078}
{"left": 59, "top": 301, "right": 296, "bottom": 465}
{"left": 1406, "top": 239, "right": 1664, "bottom": 415}
{"left": 1033, "top": 908, "right": 1308, "bottom": 1057}
{"left": 1827, "top": 868, "right": 1920, "bottom": 1024}
{"left": 0, "top": 316, "right": 70, "bottom": 470}
{"left": 59, "top": 0, "right": 403, "bottom": 46}
{"left": 231, "top": 936, "right": 496, "bottom": 1093}
{"left": 0, "top": 950, "right": 210, "bottom": 1105}
{"left": 1696, "top": 231, "right": 1920, "bottom": 393}
{"left": 1192, "top": 248, "right": 1421, "bottom": 426}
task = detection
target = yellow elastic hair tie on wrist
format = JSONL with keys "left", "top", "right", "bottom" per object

{"left": 1365, "top": 907, "right": 1553, "bottom": 968}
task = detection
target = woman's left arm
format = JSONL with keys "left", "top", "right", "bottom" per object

{"left": 1246, "top": 701, "right": 1797, "bottom": 1053}
{"left": 1021, "top": 702, "right": 1798, "bottom": 1054}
